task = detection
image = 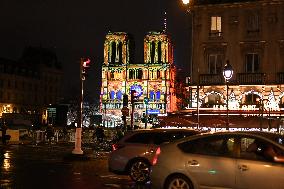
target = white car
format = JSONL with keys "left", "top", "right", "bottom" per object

{"left": 108, "top": 128, "right": 201, "bottom": 183}
{"left": 150, "top": 131, "right": 284, "bottom": 189}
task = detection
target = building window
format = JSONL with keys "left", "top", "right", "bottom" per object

{"left": 244, "top": 93, "right": 260, "bottom": 105}
{"left": 129, "top": 69, "right": 134, "bottom": 79}
{"left": 157, "top": 70, "right": 161, "bottom": 79}
{"left": 208, "top": 54, "right": 223, "bottom": 74}
{"left": 0, "top": 80, "right": 3, "bottom": 88}
{"left": 210, "top": 16, "right": 222, "bottom": 37}
{"left": 110, "top": 42, "right": 116, "bottom": 64}
{"left": 137, "top": 69, "right": 143, "bottom": 79}
{"left": 203, "top": 93, "right": 222, "bottom": 108}
{"left": 245, "top": 53, "right": 260, "bottom": 73}
{"left": 117, "top": 42, "right": 123, "bottom": 63}
{"left": 109, "top": 71, "right": 114, "bottom": 79}
{"left": 247, "top": 12, "right": 259, "bottom": 34}
{"left": 151, "top": 41, "right": 155, "bottom": 63}
{"left": 129, "top": 69, "right": 143, "bottom": 79}
{"left": 158, "top": 41, "right": 162, "bottom": 63}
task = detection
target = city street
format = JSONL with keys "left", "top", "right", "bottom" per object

{"left": 0, "top": 143, "right": 150, "bottom": 189}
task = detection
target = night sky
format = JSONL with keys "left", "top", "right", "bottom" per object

{"left": 0, "top": 0, "right": 189, "bottom": 103}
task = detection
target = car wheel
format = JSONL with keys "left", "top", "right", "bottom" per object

{"left": 165, "top": 174, "right": 193, "bottom": 189}
{"left": 129, "top": 159, "right": 150, "bottom": 183}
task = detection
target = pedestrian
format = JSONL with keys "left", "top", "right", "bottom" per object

{"left": 114, "top": 126, "right": 124, "bottom": 142}
{"left": 62, "top": 126, "right": 68, "bottom": 141}
{"left": 95, "top": 126, "right": 105, "bottom": 143}
{"left": 45, "top": 124, "right": 54, "bottom": 144}
{"left": 1, "top": 123, "right": 8, "bottom": 145}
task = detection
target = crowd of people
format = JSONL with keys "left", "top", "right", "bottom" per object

{"left": 1, "top": 123, "right": 126, "bottom": 146}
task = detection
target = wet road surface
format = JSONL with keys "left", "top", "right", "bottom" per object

{"left": 0, "top": 144, "right": 150, "bottom": 189}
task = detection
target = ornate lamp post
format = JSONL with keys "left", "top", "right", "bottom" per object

{"left": 181, "top": 0, "right": 193, "bottom": 87}
{"left": 223, "top": 60, "right": 233, "bottom": 130}
{"left": 181, "top": 0, "right": 199, "bottom": 127}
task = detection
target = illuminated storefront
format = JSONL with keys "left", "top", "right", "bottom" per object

{"left": 181, "top": 0, "right": 284, "bottom": 130}
{"left": 100, "top": 31, "right": 177, "bottom": 127}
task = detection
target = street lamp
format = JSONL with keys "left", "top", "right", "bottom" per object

{"left": 181, "top": 0, "right": 193, "bottom": 86}
{"left": 181, "top": 0, "right": 198, "bottom": 127}
{"left": 223, "top": 60, "right": 233, "bottom": 130}
{"left": 72, "top": 58, "right": 90, "bottom": 155}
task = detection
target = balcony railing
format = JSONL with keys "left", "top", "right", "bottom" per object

{"left": 277, "top": 73, "right": 284, "bottom": 83}
{"left": 237, "top": 73, "right": 265, "bottom": 85}
{"left": 199, "top": 74, "right": 224, "bottom": 85}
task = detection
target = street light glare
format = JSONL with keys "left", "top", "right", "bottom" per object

{"left": 223, "top": 70, "right": 233, "bottom": 80}
{"left": 223, "top": 62, "right": 234, "bottom": 80}
{"left": 182, "top": 0, "right": 190, "bottom": 5}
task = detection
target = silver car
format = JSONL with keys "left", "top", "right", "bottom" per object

{"left": 150, "top": 131, "right": 284, "bottom": 189}
{"left": 108, "top": 128, "right": 201, "bottom": 183}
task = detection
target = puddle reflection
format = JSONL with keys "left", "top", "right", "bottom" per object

{"left": 1, "top": 151, "right": 12, "bottom": 171}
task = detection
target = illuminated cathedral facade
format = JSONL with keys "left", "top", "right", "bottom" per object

{"left": 100, "top": 31, "right": 177, "bottom": 127}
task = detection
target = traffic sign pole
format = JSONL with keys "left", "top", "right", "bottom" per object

{"left": 144, "top": 97, "right": 149, "bottom": 129}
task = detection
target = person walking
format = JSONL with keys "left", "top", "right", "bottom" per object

{"left": 62, "top": 126, "right": 68, "bottom": 142}
{"left": 45, "top": 124, "right": 54, "bottom": 144}
{"left": 1, "top": 123, "right": 8, "bottom": 145}
{"left": 95, "top": 126, "right": 105, "bottom": 143}
{"left": 114, "top": 126, "right": 124, "bottom": 142}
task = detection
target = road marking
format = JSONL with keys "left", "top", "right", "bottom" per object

{"left": 100, "top": 174, "right": 127, "bottom": 179}
{"left": 103, "top": 183, "right": 121, "bottom": 188}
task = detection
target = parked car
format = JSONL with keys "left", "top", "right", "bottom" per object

{"left": 108, "top": 128, "right": 201, "bottom": 183}
{"left": 150, "top": 131, "right": 284, "bottom": 189}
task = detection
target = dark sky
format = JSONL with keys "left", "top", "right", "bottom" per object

{"left": 0, "top": 0, "right": 189, "bottom": 102}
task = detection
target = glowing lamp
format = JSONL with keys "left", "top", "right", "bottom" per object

{"left": 223, "top": 61, "right": 233, "bottom": 80}
{"left": 182, "top": 0, "right": 190, "bottom": 5}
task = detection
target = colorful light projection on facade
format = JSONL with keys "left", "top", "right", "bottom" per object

{"left": 144, "top": 31, "right": 173, "bottom": 64}
{"left": 100, "top": 31, "right": 177, "bottom": 124}
{"left": 130, "top": 85, "right": 143, "bottom": 97}
{"left": 104, "top": 32, "right": 130, "bottom": 65}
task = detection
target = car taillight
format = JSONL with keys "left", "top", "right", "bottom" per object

{"left": 112, "top": 143, "right": 125, "bottom": 151}
{"left": 152, "top": 147, "right": 161, "bottom": 165}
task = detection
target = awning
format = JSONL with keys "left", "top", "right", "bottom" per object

{"left": 159, "top": 114, "right": 280, "bottom": 129}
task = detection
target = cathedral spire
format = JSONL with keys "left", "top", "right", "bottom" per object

{"left": 163, "top": 11, "right": 167, "bottom": 33}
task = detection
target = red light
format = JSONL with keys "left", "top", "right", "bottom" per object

{"left": 152, "top": 147, "right": 161, "bottom": 165}
{"left": 112, "top": 143, "right": 125, "bottom": 151}
{"left": 82, "top": 58, "right": 91, "bottom": 68}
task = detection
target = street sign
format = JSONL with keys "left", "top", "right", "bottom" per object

{"left": 144, "top": 97, "right": 149, "bottom": 104}
{"left": 121, "top": 107, "right": 129, "bottom": 116}
{"left": 147, "top": 109, "right": 160, "bottom": 114}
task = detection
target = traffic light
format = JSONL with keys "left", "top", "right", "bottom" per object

{"left": 131, "top": 90, "right": 137, "bottom": 104}
{"left": 81, "top": 58, "right": 91, "bottom": 80}
{"left": 123, "top": 94, "right": 128, "bottom": 107}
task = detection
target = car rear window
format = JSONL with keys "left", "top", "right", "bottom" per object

{"left": 123, "top": 130, "right": 200, "bottom": 145}
{"left": 124, "top": 132, "right": 154, "bottom": 144}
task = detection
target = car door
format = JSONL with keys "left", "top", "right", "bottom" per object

{"left": 181, "top": 135, "right": 237, "bottom": 189}
{"left": 236, "top": 136, "right": 284, "bottom": 189}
